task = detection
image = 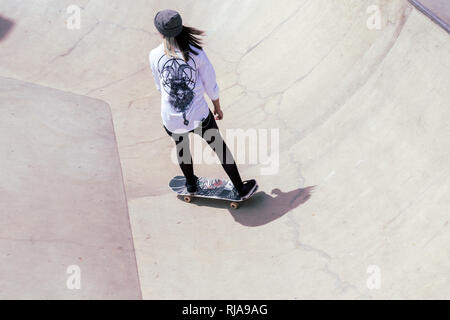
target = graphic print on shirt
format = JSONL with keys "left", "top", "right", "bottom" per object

{"left": 157, "top": 54, "right": 197, "bottom": 126}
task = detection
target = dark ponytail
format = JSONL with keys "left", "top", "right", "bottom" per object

{"left": 174, "top": 26, "right": 205, "bottom": 62}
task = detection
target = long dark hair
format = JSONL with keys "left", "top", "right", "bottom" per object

{"left": 163, "top": 26, "right": 204, "bottom": 62}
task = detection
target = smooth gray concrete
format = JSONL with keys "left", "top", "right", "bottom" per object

{"left": 0, "top": 0, "right": 449, "bottom": 299}
{"left": 0, "top": 77, "right": 141, "bottom": 299}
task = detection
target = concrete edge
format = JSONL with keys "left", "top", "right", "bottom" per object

{"left": 107, "top": 107, "right": 144, "bottom": 300}
{"left": 408, "top": 0, "right": 450, "bottom": 33}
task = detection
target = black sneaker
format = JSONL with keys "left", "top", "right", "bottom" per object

{"left": 237, "top": 179, "right": 257, "bottom": 198}
{"left": 185, "top": 176, "right": 198, "bottom": 194}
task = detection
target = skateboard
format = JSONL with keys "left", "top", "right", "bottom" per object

{"left": 169, "top": 176, "right": 258, "bottom": 209}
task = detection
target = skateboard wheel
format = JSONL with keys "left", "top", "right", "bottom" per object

{"left": 184, "top": 196, "right": 192, "bottom": 203}
{"left": 230, "top": 202, "right": 239, "bottom": 209}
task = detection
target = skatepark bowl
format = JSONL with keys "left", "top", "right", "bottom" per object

{"left": 0, "top": 0, "right": 449, "bottom": 299}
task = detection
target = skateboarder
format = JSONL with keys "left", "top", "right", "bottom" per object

{"left": 150, "top": 9, "right": 256, "bottom": 197}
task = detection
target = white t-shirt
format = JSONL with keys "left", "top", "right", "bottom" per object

{"left": 149, "top": 43, "right": 220, "bottom": 133}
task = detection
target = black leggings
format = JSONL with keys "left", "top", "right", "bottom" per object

{"left": 164, "top": 111, "right": 244, "bottom": 191}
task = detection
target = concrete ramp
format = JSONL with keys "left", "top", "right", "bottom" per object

{"left": 0, "top": 77, "right": 141, "bottom": 299}
{"left": 0, "top": 0, "right": 449, "bottom": 299}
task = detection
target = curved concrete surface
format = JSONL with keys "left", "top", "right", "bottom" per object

{"left": 0, "top": 0, "right": 449, "bottom": 299}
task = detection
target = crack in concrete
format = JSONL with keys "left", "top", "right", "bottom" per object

{"left": 85, "top": 66, "right": 148, "bottom": 95}
{"left": 121, "top": 136, "right": 167, "bottom": 149}
{"left": 241, "top": 1, "right": 310, "bottom": 59}
{"left": 285, "top": 213, "right": 331, "bottom": 260}
{"left": 322, "top": 264, "right": 370, "bottom": 298}
{"left": 57, "top": 20, "right": 101, "bottom": 59}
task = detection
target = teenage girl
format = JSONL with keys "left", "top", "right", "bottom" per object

{"left": 150, "top": 9, "right": 256, "bottom": 196}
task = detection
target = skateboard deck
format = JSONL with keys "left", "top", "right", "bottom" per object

{"left": 169, "top": 176, "right": 258, "bottom": 209}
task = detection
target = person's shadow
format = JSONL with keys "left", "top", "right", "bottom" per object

{"left": 180, "top": 186, "right": 315, "bottom": 227}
